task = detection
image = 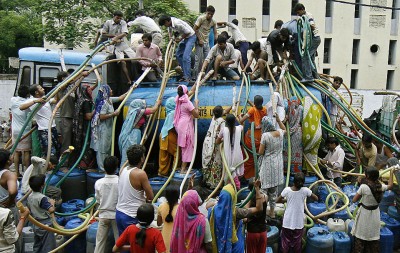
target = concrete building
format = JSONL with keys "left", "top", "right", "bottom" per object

{"left": 184, "top": 0, "right": 400, "bottom": 90}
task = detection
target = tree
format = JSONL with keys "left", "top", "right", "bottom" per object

{"left": 38, "top": 0, "right": 198, "bottom": 48}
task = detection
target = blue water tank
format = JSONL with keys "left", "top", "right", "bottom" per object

{"left": 380, "top": 226, "right": 394, "bottom": 253}
{"left": 379, "top": 191, "right": 395, "bottom": 213}
{"left": 388, "top": 206, "right": 400, "bottom": 221}
{"left": 381, "top": 216, "right": 400, "bottom": 249}
{"left": 57, "top": 169, "right": 87, "bottom": 201}
{"left": 306, "top": 227, "right": 334, "bottom": 253}
{"left": 170, "top": 170, "right": 202, "bottom": 189}
{"left": 307, "top": 202, "right": 327, "bottom": 217}
{"left": 332, "top": 231, "right": 351, "bottom": 253}
{"left": 267, "top": 226, "right": 279, "bottom": 253}
{"left": 149, "top": 176, "right": 168, "bottom": 197}
{"left": 65, "top": 218, "right": 86, "bottom": 253}
{"left": 86, "top": 172, "right": 105, "bottom": 196}
{"left": 86, "top": 221, "right": 115, "bottom": 253}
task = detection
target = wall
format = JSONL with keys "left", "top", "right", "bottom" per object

{"left": 0, "top": 78, "right": 17, "bottom": 120}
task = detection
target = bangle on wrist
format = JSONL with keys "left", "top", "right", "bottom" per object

{"left": 20, "top": 216, "right": 26, "bottom": 221}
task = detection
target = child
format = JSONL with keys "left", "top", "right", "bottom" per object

{"left": 27, "top": 174, "right": 56, "bottom": 253}
{"left": 351, "top": 167, "right": 394, "bottom": 253}
{"left": 277, "top": 172, "right": 318, "bottom": 253}
{"left": 216, "top": 113, "right": 244, "bottom": 189}
{"left": 94, "top": 156, "right": 119, "bottom": 253}
{"left": 113, "top": 203, "right": 166, "bottom": 253}
{"left": 157, "top": 185, "right": 179, "bottom": 253}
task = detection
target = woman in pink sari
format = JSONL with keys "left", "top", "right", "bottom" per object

{"left": 170, "top": 190, "right": 212, "bottom": 253}
{"left": 173, "top": 85, "right": 199, "bottom": 173}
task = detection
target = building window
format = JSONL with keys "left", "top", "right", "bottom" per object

{"left": 229, "top": 0, "right": 236, "bottom": 15}
{"left": 354, "top": 0, "right": 361, "bottom": 18}
{"left": 323, "top": 69, "right": 331, "bottom": 75}
{"left": 263, "top": 0, "right": 270, "bottom": 15}
{"left": 350, "top": 69, "right": 358, "bottom": 89}
{"left": 389, "top": 40, "right": 397, "bottom": 65}
{"left": 199, "top": 0, "right": 207, "bottom": 13}
{"left": 386, "top": 70, "right": 395, "bottom": 89}
{"left": 326, "top": 0, "right": 333, "bottom": 17}
{"left": 324, "top": 38, "right": 332, "bottom": 63}
{"left": 352, "top": 39, "right": 360, "bottom": 64}
{"left": 392, "top": 0, "right": 397, "bottom": 19}
{"left": 291, "top": 0, "right": 299, "bottom": 15}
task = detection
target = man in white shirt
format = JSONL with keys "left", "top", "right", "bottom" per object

{"left": 200, "top": 36, "right": 240, "bottom": 81}
{"left": 294, "top": 3, "right": 321, "bottom": 83}
{"left": 217, "top": 19, "right": 250, "bottom": 72}
{"left": 102, "top": 11, "right": 136, "bottom": 84}
{"left": 19, "top": 85, "right": 60, "bottom": 158}
{"left": 159, "top": 15, "right": 197, "bottom": 82}
{"left": 321, "top": 137, "right": 345, "bottom": 187}
{"left": 127, "top": 10, "right": 162, "bottom": 46}
{"left": 193, "top": 5, "right": 218, "bottom": 77}
{"left": 329, "top": 76, "right": 343, "bottom": 129}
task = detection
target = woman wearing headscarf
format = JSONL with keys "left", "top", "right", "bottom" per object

{"left": 239, "top": 95, "right": 267, "bottom": 179}
{"left": 208, "top": 181, "right": 263, "bottom": 253}
{"left": 283, "top": 96, "right": 303, "bottom": 173}
{"left": 71, "top": 83, "right": 94, "bottom": 167}
{"left": 119, "top": 99, "right": 161, "bottom": 166}
{"left": 302, "top": 96, "right": 322, "bottom": 173}
{"left": 158, "top": 97, "right": 178, "bottom": 177}
{"left": 258, "top": 115, "right": 286, "bottom": 218}
{"left": 170, "top": 190, "right": 212, "bottom": 253}
{"left": 174, "top": 85, "right": 199, "bottom": 173}
{"left": 90, "top": 85, "right": 127, "bottom": 171}
{"left": 202, "top": 106, "right": 231, "bottom": 188}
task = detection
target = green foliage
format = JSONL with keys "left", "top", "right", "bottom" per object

{"left": 0, "top": 10, "right": 43, "bottom": 58}
{"left": 38, "top": 0, "right": 198, "bottom": 48}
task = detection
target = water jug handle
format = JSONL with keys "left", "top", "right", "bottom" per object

{"left": 308, "top": 232, "right": 315, "bottom": 238}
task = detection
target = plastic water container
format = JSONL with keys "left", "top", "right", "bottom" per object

{"left": 290, "top": 175, "right": 318, "bottom": 187}
{"left": 327, "top": 218, "right": 346, "bottom": 232}
{"left": 317, "top": 185, "right": 329, "bottom": 203}
{"left": 170, "top": 170, "right": 203, "bottom": 189}
{"left": 306, "top": 227, "right": 334, "bottom": 253}
{"left": 57, "top": 169, "right": 88, "bottom": 201}
{"left": 22, "top": 226, "right": 34, "bottom": 253}
{"left": 86, "top": 172, "right": 105, "bottom": 195}
{"left": 314, "top": 224, "right": 329, "bottom": 230}
{"left": 332, "top": 210, "right": 350, "bottom": 220}
{"left": 381, "top": 216, "right": 400, "bottom": 249}
{"left": 61, "top": 199, "right": 85, "bottom": 222}
{"left": 388, "top": 206, "right": 400, "bottom": 221}
{"left": 64, "top": 218, "right": 86, "bottom": 253}
{"left": 381, "top": 211, "right": 391, "bottom": 220}
{"left": 56, "top": 216, "right": 66, "bottom": 226}
{"left": 149, "top": 176, "right": 168, "bottom": 197}
{"left": 266, "top": 246, "right": 273, "bottom": 253}
{"left": 267, "top": 226, "right": 279, "bottom": 253}
{"left": 332, "top": 231, "right": 351, "bottom": 253}
{"left": 55, "top": 234, "right": 64, "bottom": 253}
{"left": 237, "top": 188, "right": 250, "bottom": 203}
{"left": 380, "top": 226, "right": 394, "bottom": 253}
{"left": 86, "top": 221, "right": 115, "bottom": 253}
{"left": 342, "top": 185, "right": 358, "bottom": 202}
{"left": 379, "top": 191, "right": 395, "bottom": 212}
{"left": 307, "top": 202, "right": 327, "bottom": 217}
{"left": 46, "top": 173, "right": 61, "bottom": 186}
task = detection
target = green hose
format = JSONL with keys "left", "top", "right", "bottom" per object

{"left": 42, "top": 151, "right": 70, "bottom": 194}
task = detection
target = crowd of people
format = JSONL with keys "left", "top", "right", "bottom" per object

{"left": 1, "top": 2, "right": 400, "bottom": 253}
